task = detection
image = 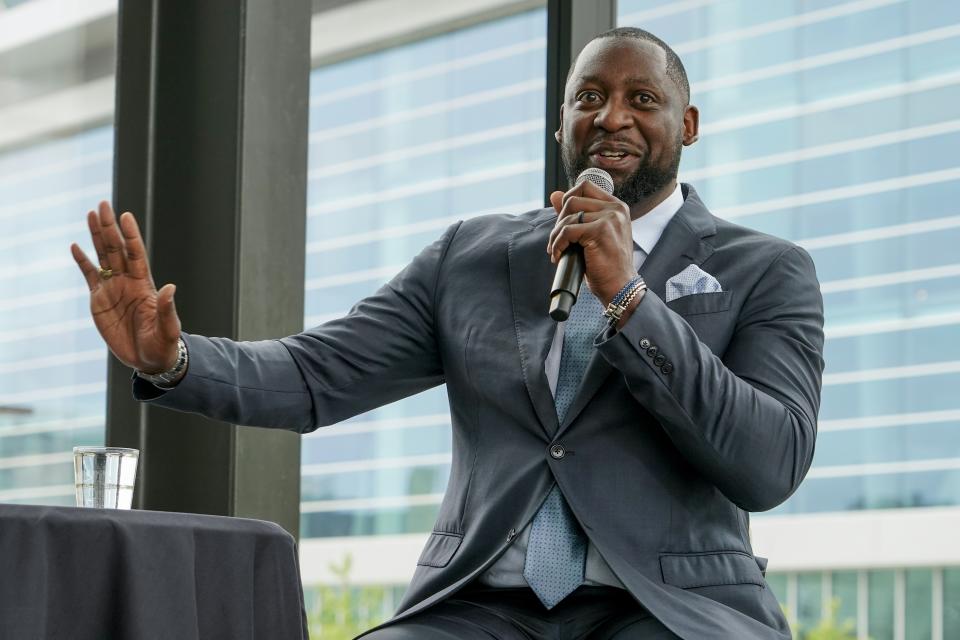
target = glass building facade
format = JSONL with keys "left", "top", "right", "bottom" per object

{"left": 301, "top": 8, "right": 546, "bottom": 539}
{"left": 615, "top": 0, "right": 960, "bottom": 637}
{"left": 0, "top": 0, "right": 115, "bottom": 505}
{"left": 621, "top": 0, "right": 960, "bottom": 516}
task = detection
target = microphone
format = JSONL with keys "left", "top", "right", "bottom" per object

{"left": 548, "top": 168, "right": 615, "bottom": 321}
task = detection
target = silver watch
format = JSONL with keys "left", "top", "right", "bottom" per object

{"left": 136, "top": 338, "right": 188, "bottom": 387}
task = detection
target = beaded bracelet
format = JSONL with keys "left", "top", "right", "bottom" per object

{"left": 610, "top": 276, "right": 644, "bottom": 307}
{"left": 603, "top": 276, "right": 647, "bottom": 327}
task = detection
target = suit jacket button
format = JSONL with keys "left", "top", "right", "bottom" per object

{"left": 550, "top": 444, "right": 566, "bottom": 459}
{"left": 507, "top": 528, "right": 517, "bottom": 542}
{"left": 639, "top": 338, "right": 651, "bottom": 349}
{"left": 646, "top": 346, "right": 658, "bottom": 358}
{"left": 661, "top": 362, "right": 673, "bottom": 374}
{"left": 654, "top": 354, "right": 666, "bottom": 366}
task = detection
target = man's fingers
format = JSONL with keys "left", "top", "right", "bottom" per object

{"left": 549, "top": 190, "right": 564, "bottom": 213}
{"left": 98, "top": 201, "right": 128, "bottom": 275}
{"left": 157, "top": 284, "right": 181, "bottom": 342}
{"left": 548, "top": 209, "right": 591, "bottom": 252}
{"left": 561, "top": 178, "right": 617, "bottom": 210}
{"left": 70, "top": 243, "right": 101, "bottom": 291}
{"left": 549, "top": 220, "right": 602, "bottom": 262}
{"left": 119, "top": 212, "right": 150, "bottom": 280}
{"left": 548, "top": 203, "right": 622, "bottom": 255}
{"left": 556, "top": 196, "right": 609, "bottom": 222}
{"left": 87, "top": 210, "right": 109, "bottom": 267}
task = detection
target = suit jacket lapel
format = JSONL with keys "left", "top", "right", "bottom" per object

{"left": 508, "top": 210, "right": 561, "bottom": 438}
{"left": 553, "top": 184, "right": 717, "bottom": 440}
{"left": 636, "top": 184, "right": 717, "bottom": 302}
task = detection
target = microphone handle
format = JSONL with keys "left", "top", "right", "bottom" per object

{"left": 549, "top": 243, "right": 585, "bottom": 322}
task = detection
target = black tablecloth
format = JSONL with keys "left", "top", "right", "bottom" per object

{"left": 0, "top": 504, "right": 308, "bottom": 640}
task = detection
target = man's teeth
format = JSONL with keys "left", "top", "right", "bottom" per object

{"left": 599, "top": 151, "right": 626, "bottom": 157}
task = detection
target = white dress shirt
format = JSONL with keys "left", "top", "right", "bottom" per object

{"left": 478, "top": 183, "right": 685, "bottom": 589}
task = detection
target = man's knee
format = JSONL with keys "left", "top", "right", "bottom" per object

{"left": 357, "top": 622, "right": 457, "bottom": 640}
{"left": 357, "top": 627, "right": 416, "bottom": 640}
{"left": 357, "top": 610, "right": 505, "bottom": 640}
{"left": 588, "top": 612, "right": 683, "bottom": 640}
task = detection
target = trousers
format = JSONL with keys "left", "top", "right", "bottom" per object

{"left": 359, "top": 581, "right": 682, "bottom": 639}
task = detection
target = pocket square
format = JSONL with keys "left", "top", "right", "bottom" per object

{"left": 665, "top": 265, "right": 722, "bottom": 303}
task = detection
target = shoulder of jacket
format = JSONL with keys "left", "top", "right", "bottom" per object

{"left": 460, "top": 207, "right": 552, "bottom": 230}
{"left": 710, "top": 217, "right": 801, "bottom": 260}
{"left": 451, "top": 207, "right": 553, "bottom": 242}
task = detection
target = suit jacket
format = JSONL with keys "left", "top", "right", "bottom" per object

{"left": 134, "top": 184, "right": 825, "bottom": 639}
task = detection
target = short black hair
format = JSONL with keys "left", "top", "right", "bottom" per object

{"left": 567, "top": 27, "right": 690, "bottom": 104}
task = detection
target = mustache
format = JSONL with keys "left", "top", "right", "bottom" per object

{"left": 583, "top": 137, "right": 644, "bottom": 156}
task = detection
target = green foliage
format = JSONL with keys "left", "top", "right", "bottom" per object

{"left": 784, "top": 598, "right": 861, "bottom": 640}
{"left": 305, "top": 553, "right": 392, "bottom": 640}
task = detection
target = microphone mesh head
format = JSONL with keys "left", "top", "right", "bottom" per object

{"left": 575, "top": 168, "right": 614, "bottom": 195}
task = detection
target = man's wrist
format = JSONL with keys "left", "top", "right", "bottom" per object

{"left": 602, "top": 276, "right": 647, "bottom": 329}
{"left": 614, "top": 290, "right": 644, "bottom": 330}
{"left": 136, "top": 338, "right": 188, "bottom": 388}
{"left": 156, "top": 363, "right": 188, "bottom": 388}
{"left": 596, "top": 271, "right": 642, "bottom": 307}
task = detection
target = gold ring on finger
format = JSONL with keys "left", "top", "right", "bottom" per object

{"left": 98, "top": 266, "right": 114, "bottom": 280}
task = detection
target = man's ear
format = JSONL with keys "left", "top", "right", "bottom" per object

{"left": 555, "top": 104, "right": 564, "bottom": 143}
{"left": 682, "top": 104, "right": 700, "bottom": 146}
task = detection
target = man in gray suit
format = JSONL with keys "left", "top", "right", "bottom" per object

{"left": 71, "top": 28, "right": 824, "bottom": 640}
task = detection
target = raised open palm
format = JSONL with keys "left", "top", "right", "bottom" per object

{"left": 70, "top": 201, "right": 181, "bottom": 374}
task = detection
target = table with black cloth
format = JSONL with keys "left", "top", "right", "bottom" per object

{"left": 0, "top": 504, "right": 308, "bottom": 640}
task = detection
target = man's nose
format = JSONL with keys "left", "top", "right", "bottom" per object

{"left": 593, "top": 100, "right": 632, "bottom": 132}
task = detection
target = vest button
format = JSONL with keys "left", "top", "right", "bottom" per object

{"left": 550, "top": 444, "right": 566, "bottom": 459}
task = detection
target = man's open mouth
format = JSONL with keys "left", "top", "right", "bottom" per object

{"left": 589, "top": 151, "right": 638, "bottom": 170}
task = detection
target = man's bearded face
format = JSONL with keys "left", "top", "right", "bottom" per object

{"left": 558, "top": 37, "right": 693, "bottom": 206}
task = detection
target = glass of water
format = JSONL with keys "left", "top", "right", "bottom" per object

{"left": 73, "top": 447, "right": 139, "bottom": 509}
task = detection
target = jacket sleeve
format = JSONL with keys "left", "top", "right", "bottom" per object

{"left": 132, "top": 222, "right": 462, "bottom": 433}
{"left": 594, "top": 246, "right": 825, "bottom": 512}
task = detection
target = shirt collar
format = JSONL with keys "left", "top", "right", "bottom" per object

{"left": 631, "top": 182, "right": 684, "bottom": 254}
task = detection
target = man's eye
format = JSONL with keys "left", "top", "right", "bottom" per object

{"left": 578, "top": 91, "right": 601, "bottom": 103}
{"left": 636, "top": 93, "right": 654, "bottom": 104}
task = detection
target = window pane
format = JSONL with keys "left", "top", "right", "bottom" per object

{"left": 0, "top": 1, "right": 115, "bottom": 506}
{"left": 301, "top": 464, "right": 450, "bottom": 503}
{"left": 619, "top": 0, "right": 960, "bottom": 518}
{"left": 301, "top": 505, "right": 440, "bottom": 538}
{"left": 945, "top": 568, "right": 960, "bottom": 640}
{"left": 832, "top": 571, "right": 858, "bottom": 633}
{"left": 797, "top": 572, "right": 823, "bottom": 631}
{"left": 868, "top": 570, "right": 895, "bottom": 640}
{"left": 771, "top": 469, "right": 960, "bottom": 516}
{"left": 905, "top": 568, "right": 932, "bottom": 640}
{"left": 302, "top": 8, "right": 546, "bottom": 539}
{"left": 766, "top": 573, "right": 789, "bottom": 607}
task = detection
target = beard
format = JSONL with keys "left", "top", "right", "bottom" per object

{"left": 561, "top": 135, "right": 682, "bottom": 205}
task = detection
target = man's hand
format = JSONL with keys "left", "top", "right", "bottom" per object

{"left": 546, "top": 180, "right": 637, "bottom": 307}
{"left": 70, "top": 201, "right": 182, "bottom": 374}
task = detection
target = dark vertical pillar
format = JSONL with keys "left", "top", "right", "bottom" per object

{"left": 108, "top": 0, "right": 311, "bottom": 538}
{"left": 544, "top": 0, "right": 617, "bottom": 201}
